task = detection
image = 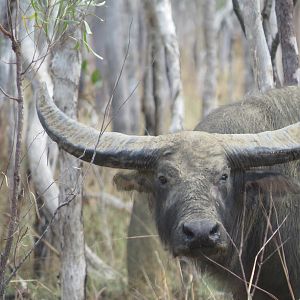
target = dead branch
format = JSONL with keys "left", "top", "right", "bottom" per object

{"left": 0, "top": 86, "right": 19, "bottom": 102}
{"left": 0, "top": 23, "right": 12, "bottom": 39}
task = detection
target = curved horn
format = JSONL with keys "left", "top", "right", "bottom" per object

{"left": 36, "top": 83, "right": 171, "bottom": 169}
{"left": 221, "top": 124, "right": 300, "bottom": 169}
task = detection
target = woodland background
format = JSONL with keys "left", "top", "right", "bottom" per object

{"left": 0, "top": 0, "right": 299, "bottom": 299}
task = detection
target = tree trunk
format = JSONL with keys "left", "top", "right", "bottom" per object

{"left": 124, "top": 0, "right": 141, "bottom": 134}
{"left": 103, "top": 0, "right": 141, "bottom": 134}
{"left": 142, "top": 31, "right": 156, "bottom": 136}
{"left": 275, "top": 0, "right": 300, "bottom": 85}
{"left": 144, "top": 0, "right": 184, "bottom": 132}
{"left": 0, "top": 1, "right": 11, "bottom": 105}
{"left": 239, "top": 0, "right": 274, "bottom": 91}
{"left": 202, "top": 0, "right": 218, "bottom": 117}
{"left": 51, "top": 21, "right": 86, "bottom": 300}
{"left": 295, "top": 1, "right": 300, "bottom": 52}
{"left": 152, "top": 29, "right": 168, "bottom": 135}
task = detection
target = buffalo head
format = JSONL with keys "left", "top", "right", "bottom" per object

{"left": 36, "top": 84, "right": 300, "bottom": 263}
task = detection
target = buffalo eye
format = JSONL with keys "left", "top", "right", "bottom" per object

{"left": 158, "top": 175, "right": 168, "bottom": 185}
{"left": 220, "top": 173, "right": 228, "bottom": 181}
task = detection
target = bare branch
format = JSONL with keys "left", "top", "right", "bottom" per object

{"left": 5, "top": 196, "right": 75, "bottom": 286}
{"left": 0, "top": 86, "right": 19, "bottom": 102}
{"left": 0, "top": 23, "right": 12, "bottom": 39}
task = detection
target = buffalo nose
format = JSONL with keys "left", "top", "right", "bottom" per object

{"left": 182, "top": 220, "right": 220, "bottom": 248}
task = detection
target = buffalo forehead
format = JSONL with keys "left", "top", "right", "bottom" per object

{"left": 165, "top": 136, "right": 227, "bottom": 178}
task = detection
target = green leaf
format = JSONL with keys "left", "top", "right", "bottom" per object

{"left": 74, "top": 40, "right": 81, "bottom": 50}
{"left": 91, "top": 1, "right": 106, "bottom": 6}
{"left": 28, "top": 12, "right": 37, "bottom": 21}
{"left": 82, "top": 59, "right": 88, "bottom": 73}
{"left": 91, "top": 69, "right": 102, "bottom": 85}
{"left": 83, "top": 20, "right": 92, "bottom": 35}
{"left": 82, "top": 38, "right": 103, "bottom": 60}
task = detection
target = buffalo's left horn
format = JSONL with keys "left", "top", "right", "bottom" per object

{"left": 221, "top": 124, "right": 300, "bottom": 169}
{"left": 36, "top": 83, "right": 172, "bottom": 169}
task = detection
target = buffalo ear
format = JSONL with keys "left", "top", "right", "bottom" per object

{"left": 245, "top": 170, "right": 300, "bottom": 195}
{"left": 113, "top": 171, "right": 153, "bottom": 193}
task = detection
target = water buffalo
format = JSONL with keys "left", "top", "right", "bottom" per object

{"left": 36, "top": 84, "right": 300, "bottom": 299}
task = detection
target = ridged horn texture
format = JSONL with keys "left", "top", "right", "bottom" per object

{"left": 36, "top": 83, "right": 171, "bottom": 170}
{"left": 37, "top": 82, "right": 300, "bottom": 171}
{"left": 221, "top": 124, "right": 300, "bottom": 169}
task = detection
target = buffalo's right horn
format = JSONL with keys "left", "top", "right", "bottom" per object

{"left": 36, "top": 83, "right": 173, "bottom": 170}
{"left": 221, "top": 123, "right": 300, "bottom": 169}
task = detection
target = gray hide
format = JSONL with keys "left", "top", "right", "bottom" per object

{"left": 37, "top": 85, "right": 300, "bottom": 299}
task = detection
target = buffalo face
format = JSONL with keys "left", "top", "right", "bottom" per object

{"left": 114, "top": 138, "right": 232, "bottom": 261}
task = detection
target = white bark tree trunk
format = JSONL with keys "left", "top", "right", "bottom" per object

{"left": 295, "top": 1, "right": 300, "bottom": 52}
{"left": 144, "top": 0, "right": 184, "bottom": 132}
{"left": 239, "top": 0, "right": 274, "bottom": 91}
{"left": 124, "top": 0, "right": 141, "bottom": 134}
{"left": 20, "top": 1, "right": 117, "bottom": 285}
{"left": 0, "top": 2, "right": 12, "bottom": 106}
{"left": 102, "top": 0, "right": 141, "bottom": 134}
{"left": 202, "top": 0, "right": 218, "bottom": 117}
{"left": 275, "top": 0, "right": 300, "bottom": 85}
{"left": 142, "top": 31, "right": 156, "bottom": 135}
{"left": 51, "top": 21, "right": 86, "bottom": 300}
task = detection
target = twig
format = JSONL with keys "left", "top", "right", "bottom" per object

{"left": 0, "top": 86, "right": 20, "bottom": 102}
{"left": 269, "top": 194, "right": 295, "bottom": 300}
{"left": 99, "top": 19, "right": 133, "bottom": 137}
{"left": 202, "top": 254, "right": 279, "bottom": 300}
{"left": 30, "top": 228, "right": 60, "bottom": 256}
{"left": 251, "top": 192, "right": 273, "bottom": 297}
{"left": 0, "top": 23, "right": 12, "bottom": 39}
{"left": 5, "top": 196, "right": 76, "bottom": 286}
{"left": 247, "top": 215, "right": 288, "bottom": 295}
{"left": 238, "top": 191, "right": 249, "bottom": 295}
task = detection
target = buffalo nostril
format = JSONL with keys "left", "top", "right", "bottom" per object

{"left": 209, "top": 223, "right": 220, "bottom": 235}
{"left": 209, "top": 223, "right": 220, "bottom": 241}
{"left": 182, "top": 220, "right": 221, "bottom": 248}
{"left": 182, "top": 223, "right": 195, "bottom": 239}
